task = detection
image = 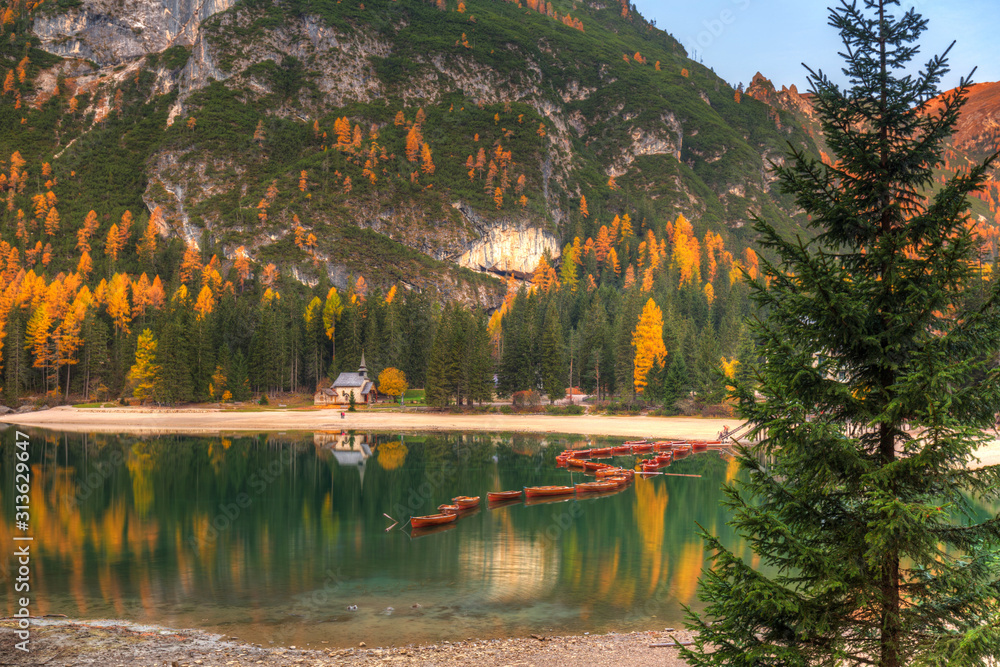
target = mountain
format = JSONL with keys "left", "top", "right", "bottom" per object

{"left": 3, "top": 0, "right": 820, "bottom": 303}
{"left": 747, "top": 71, "right": 1000, "bottom": 253}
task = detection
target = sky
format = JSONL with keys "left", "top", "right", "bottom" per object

{"left": 632, "top": 0, "right": 1000, "bottom": 93}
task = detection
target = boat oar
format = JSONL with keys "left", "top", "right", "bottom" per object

{"left": 643, "top": 472, "right": 702, "bottom": 478}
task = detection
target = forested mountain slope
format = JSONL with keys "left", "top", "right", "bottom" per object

{"left": 6, "top": 0, "right": 815, "bottom": 299}
{"left": 0, "top": 0, "right": 995, "bottom": 405}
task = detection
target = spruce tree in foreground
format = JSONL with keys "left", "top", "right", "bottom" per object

{"left": 683, "top": 2, "right": 1000, "bottom": 666}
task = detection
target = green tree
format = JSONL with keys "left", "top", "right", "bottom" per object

{"left": 683, "top": 3, "right": 1000, "bottom": 666}
{"left": 540, "top": 300, "right": 565, "bottom": 403}
{"left": 128, "top": 328, "right": 161, "bottom": 403}
{"left": 425, "top": 304, "right": 453, "bottom": 408}
{"left": 661, "top": 354, "right": 688, "bottom": 412}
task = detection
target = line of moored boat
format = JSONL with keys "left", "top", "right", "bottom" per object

{"left": 408, "top": 439, "right": 723, "bottom": 531}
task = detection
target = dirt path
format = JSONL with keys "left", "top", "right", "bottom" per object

{"left": 0, "top": 619, "right": 696, "bottom": 666}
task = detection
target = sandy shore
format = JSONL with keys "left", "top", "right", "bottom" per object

{"left": 0, "top": 619, "right": 696, "bottom": 666}
{"left": 0, "top": 405, "right": 744, "bottom": 440}
{"left": 5, "top": 405, "right": 1000, "bottom": 466}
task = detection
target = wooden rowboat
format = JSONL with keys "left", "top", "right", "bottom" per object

{"left": 411, "top": 513, "right": 459, "bottom": 528}
{"left": 452, "top": 496, "right": 480, "bottom": 508}
{"left": 632, "top": 443, "right": 654, "bottom": 453}
{"left": 623, "top": 440, "right": 648, "bottom": 445}
{"left": 612, "top": 445, "right": 633, "bottom": 455}
{"left": 653, "top": 441, "right": 676, "bottom": 452}
{"left": 438, "top": 504, "right": 460, "bottom": 513}
{"left": 487, "top": 490, "right": 522, "bottom": 502}
{"left": 524, "top": 485, "right": 575, "bottom": 498}
{"left": 590, "top": 447, "right": 613, "bottom": 458}
{"left": 673, "top": 446, "right": 691, "bottom": 459}
{"left": 410, "top": 522, "right": 457, "bottom": 538}
{"left": 584, "top": 461, "right": 611, "bottom": 471}
{"left": 595, "top": 467, "right": 626, "bottom": 478}
{"left": 566, "top": 458, "right": 587, "bottom": 468}
{"left": 575, "top": 480, "right": 619, "bottom": 493}
{"left": 691, "top": 441, "right": 709, "bottom": 451}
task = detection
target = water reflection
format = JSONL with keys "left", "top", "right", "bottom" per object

{"left": 1, "top": 428, "right": 740, "bottom": 648}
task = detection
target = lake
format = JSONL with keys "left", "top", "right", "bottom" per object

{"left": 0, "top": 427, "right": 747, "bottom": 649}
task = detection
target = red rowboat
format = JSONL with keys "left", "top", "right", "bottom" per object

{"left": 612, "top": 445, "right": 632, "bottom": 455}
{"left": 655, "top": 453, "right": 673, "bottom": 464}
{"left": 487, "top": 490, "right": 522, "bottom": 502}
{"left": 575, "top": 480, "right": 618, "bottom": 493}
{"left": 595, "top": 467, "right": 625, "bottom": 478}
{"left": 524, "top": 485, "right": 575, "bottom": 498}
{"left": 566, "top": 458, "right": 587, "bottom": 468}
{"left": 590, "top": 447, "right": 613, "bottom": 458}
{"left": 632, "top": 443, "right": 654, "bottom": 453}
{"left": 605, "top": 475, "right": 630, "bottom": 487}
{"left": 411, "top": 513, "right": 458, "bottom": 528}
{"left": 691, "top": 441, "right": 708, "bottom": 451}
{"left": 438, "top": 504, "right": 460, "bottom": 513}
{"left": 452, "top": 496, "right": 480, "bottom": 508}
{"left": 641, "top": 461, "right": 661, "bottom": 472}
{"left": 623, "top": 440, "right": 648, "bottom": 445}
{"left": 584, "top": 461, "right": 610, "bottom": 471}
{"left": 572, "top": 449, "right": 592, "bottom": 458}
{"left": 653, "top": 441, "right": 675, "bottom": 452}
{"left": 674, "top": 446, "right": 691, "bottom": 459}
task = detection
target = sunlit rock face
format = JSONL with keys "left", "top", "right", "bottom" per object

{"left": 459, "top": 221, "right": 561, "bottom": 276}
{"left": 33, "top": 0, "right": 236, "bottom": 65}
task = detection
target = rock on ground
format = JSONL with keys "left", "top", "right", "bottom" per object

{"left": 0, "top": 619, "right": 696, "bottom": 666}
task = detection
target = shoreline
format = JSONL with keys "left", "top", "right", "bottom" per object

{"left": 0, "top": 405, "right": 744, "bottom": 440}
{"left": 5, "top": 405, "right": 1000, "bottom": 465}
{"left": 0, "top": 619, "right": 697, "bottom": 666}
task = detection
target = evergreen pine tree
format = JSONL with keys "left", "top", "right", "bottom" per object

{"left": 540, "top": 300, "right": 565, "bottom": 403}
{"left": 661, "top": 354, "right": 688, "bottom": 413}
{"left": 684, "top": 3, "right": 1000, "bottom": 665}
{"left": 425, "top": 304, "right": 452, "bottom": 408}
{"left": 158, "top": 297, "right": 195, "bottom": 404}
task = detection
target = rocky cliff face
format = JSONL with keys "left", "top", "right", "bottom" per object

{"left": 33, "top": 0, "right": 235, "bottom": 65}
{"left": 17, "top": 0, "right": 824, "bottom": 304}
{"left": 458, "top": 219, "right": 561, "bottom": 276}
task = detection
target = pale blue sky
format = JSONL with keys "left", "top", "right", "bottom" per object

{"left": 633, "top": 1, "right": 1000, "bottom": 92}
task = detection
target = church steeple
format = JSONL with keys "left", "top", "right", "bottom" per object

{"left": 358, "top": 351, "right": 367, "bottom": 379}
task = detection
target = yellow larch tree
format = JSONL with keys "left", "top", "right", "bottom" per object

{"left": 43, "top": 206, "right": 59, "bottom": 235}
{"left": 128, "top": 328, "right": 161, "bottom": 403}
{"left": 194, "top": 285, "right": 215, "bottom": 321}
{"left": 405, "top": 125, "right": 422, "bottom": 162}
{"left": 137, "top": 211, "right": 159, "bottom": 261}
{"left": 179, "top": 245, "right": 201, "bottom": 284}
{"left": 77, "top": 210, "right": 99, "bottom": 252}
{"left": 623, "top": 264, "right": 636, "bottom": 290}
{"left": 378, "top": 367, "right": 409, "bottom": 400}
{"left": 104, "top": 223, "right": 122, "bottom": 261}
{"left": 632, "top": 297, "right": 667, "bottom": 395}
{"left": 420, "top": 142, "right": 435, "bottom": 174}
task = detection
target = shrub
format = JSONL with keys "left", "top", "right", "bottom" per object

{"left": 511, "top": 389, "right": 541, "bottom": 409}
{"left": 545, "top": 404, "right": 585, "bottom": 415}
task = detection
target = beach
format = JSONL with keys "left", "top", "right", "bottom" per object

{"left": 0, "top": 405, "right": 744, "bottom": 440}
{"left": 5, "top": 406, "right": 1000, "bottom": 467}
